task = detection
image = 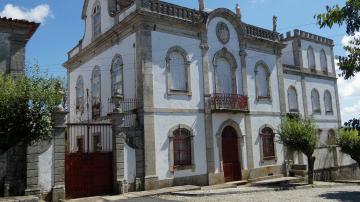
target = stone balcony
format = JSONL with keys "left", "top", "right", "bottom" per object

{"left": 210, "top": 94, "right": 249, "bottom": 113}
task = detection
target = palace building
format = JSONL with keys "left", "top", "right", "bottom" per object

{"left": 63, "top": 0, "right": 354, "bottom": 195}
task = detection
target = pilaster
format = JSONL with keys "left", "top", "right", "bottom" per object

{"left": 51, "top": 109, "right": 67, "bottom": 202}
{"left": 239, "top": 50, "right": 254, "bottom": 170}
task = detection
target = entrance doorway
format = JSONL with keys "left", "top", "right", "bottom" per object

{"left": 221, "top": 126, "right": 241, "bottom": 182}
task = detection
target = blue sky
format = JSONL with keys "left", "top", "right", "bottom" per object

{"left": 1, "top": 0, "right": 358, "bottom": 122}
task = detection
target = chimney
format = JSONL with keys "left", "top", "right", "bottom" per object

{"left": 236, "top": 4, "right": 241, "bottom": 19}
{"left": 199, "top": 0, "right": 205, "bottom": 11}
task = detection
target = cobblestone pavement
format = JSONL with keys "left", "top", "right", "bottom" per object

{"left": 153, "top": 186, "right": 360, "bottom": 202}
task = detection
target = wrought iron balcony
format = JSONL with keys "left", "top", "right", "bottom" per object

{"left": 210, "top": 94, "right": 249, "bottom": 112}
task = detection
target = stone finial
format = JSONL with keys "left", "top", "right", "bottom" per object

{"left": 273, "top": 15, "right": 278, "bottom": 32}
{"left": 236, "top": 4, "right": 241, "bottom": 19}
{"left": 199, "top": 0, "right": 205, "bottom": 11}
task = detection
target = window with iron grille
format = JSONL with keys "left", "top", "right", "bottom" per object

{"left": 173, "top": 128, "right": 192, "bottom": 166}
{"left": 261, "top": 127, "right": 275, "bottom": 159}
{"left": 91, "top": 66, "right": 101, "bottom": 119}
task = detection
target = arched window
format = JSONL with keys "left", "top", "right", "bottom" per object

{"left": 287, "top": 86, "right": 298, "bottom": 112}
{"left": 91, "top": 66, "right": 101, "bottom": 119}
{"left": 320, "top": 49, "right": 328, "bottom": 73}
{"left": 75, "top": 76, "right": 84, "bottom": 113}
{"left": 324, "top": 90, "right": 333, "bottom": 114}
{"left": 166, "top": 46, "right": 191, "bottom": 94}
{"left": 213, "top": 48, "right": 237, "bottom": 95}
{"left": 111, "top": 55, "right": 123, "bottom": 96}
{"left": 307, "top": 46, "right": 316, "bottom": 70}
{"left": 216, "top": 58, "right": 232, "bottom": 94}
{"left": 173, "top": 128, "right": 192, "bottom": 166}
{"left": 255, "top": 62, "right": 270, "bottom": 99}
{"left": 92, "top": 1, "right": 101, "bottom": 39}
{"left": 327, "top": 129, "right": 336, "bottom": 145}
{"left": 260, "top": 127, "right": 276, "bottom": 160}
{"left": 311, "top": 89, "right": 321, "bottom": 114}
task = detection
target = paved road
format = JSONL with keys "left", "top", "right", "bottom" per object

{"left": 143, "top": 186, "right": 360, "bottom": 202}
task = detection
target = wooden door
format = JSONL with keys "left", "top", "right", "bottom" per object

{"left": 222, "top": 126, "right": 241, "bottom": 182}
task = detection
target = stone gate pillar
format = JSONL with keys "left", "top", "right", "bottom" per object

{"left": 109, "top": 94, "right": 126, "bottom": 194}
{"left": 52, "top": 107, "right": 67, "bottom": 202}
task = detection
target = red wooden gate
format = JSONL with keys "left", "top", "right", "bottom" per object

{"left": 65, "top": 123, "right": 113, "bottom": 199}
{"left": 222, "top": 126, "right": 241, "bottom": 182}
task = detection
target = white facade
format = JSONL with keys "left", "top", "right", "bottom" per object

{"left": 64, "top": 0, "right": 353, "bottom": 188}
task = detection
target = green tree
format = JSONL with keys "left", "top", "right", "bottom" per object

{"left": 278, "top": 116, "right": 317, "bottom": 184}
{"left": 339, "top": 128, "right": 360, "bottom": 166}
{"left": 0, "top": 67, "right": 64, "bottom": 153}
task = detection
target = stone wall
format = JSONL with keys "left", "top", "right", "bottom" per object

{"left": 0, "top": 142, "right": 27, "bottom": 197}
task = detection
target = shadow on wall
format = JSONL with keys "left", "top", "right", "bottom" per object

{"left": 319, "top": 191, "right": 360, "bottom": 202}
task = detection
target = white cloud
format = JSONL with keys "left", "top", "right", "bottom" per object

{"left": 335, "top": 59, "right": 360, "bottom": 97}
{"left": 0, "top": 4, "right": 53, "bottom": 23}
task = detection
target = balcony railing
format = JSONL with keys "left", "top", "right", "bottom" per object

{"left": 107, "top": 98, "right": 141, "bottom": 127}
{"left": 210, "top": 94, "right": 249, "bottom": 112}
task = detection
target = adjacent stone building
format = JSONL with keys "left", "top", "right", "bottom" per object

{"left": 63, "top": 0, "right": 357, "bottom": 195}
{"left": 0, "top": 17, "right": 39, "bottom": 196}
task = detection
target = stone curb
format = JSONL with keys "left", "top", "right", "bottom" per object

{"left": 170, "top": 183, "right": 358, "bottom": 197}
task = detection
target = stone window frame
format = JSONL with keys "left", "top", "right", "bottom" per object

{"left": 316, "top": 129, "right": 323, "bottom": 147}
{"left": 324, "top": 90, "right": 334, "bottom": 115}
{"left": 255, "top": 61, "right": 272, "bottom": 101}
{"left": 307, "top": 46, "right": 316, "bottom": 72}
{"left": 168, "top": 124, "right": 195, "bottom": 172}
{"left": 259, "top": 124, "right": 277, "bottom": 163}
{"left": 75, "top": 75, "right": 85, "bottom": 114}
{"left": 287, "top": 86, "right": 299, "bottom": 113}
{"left": 320, "top": 49, "right": 328, "bottom": 73}
{"left": 215, "top": 119, "right": 245, "bottom": 173}
{"left": 311, "top": 88, "right": 321, "bottom": 115}
{"left": 92, "top": 0, "right": 102, "bottom": 40}
{"left": 91, "top": 66, "right": 102, "bottom": 120}
{"left": 212, "top": 47, "right": 238, "bottom": 94}
{"left": 111, "top": 54, "right": 124, "bottom": 97}
{"left": 165, "top": 46, "right": 192, "bottom": 96}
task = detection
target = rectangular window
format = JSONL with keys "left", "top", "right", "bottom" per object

{"left": 262, "top": 133, "right": 275, "bottom": 159}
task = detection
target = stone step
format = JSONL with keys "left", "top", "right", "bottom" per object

{"left": 248, "top": 174, "right": 284, "bottom": 183}
{"left": 291, "top": 164, "right": 307, "bottom": 171}
{"left": 289, "top": 169, "right": 307, "bottom": 177}
{"left": 226, "top": 180, "right": 248, "bottom": 186}
{"left": 201, "top": 180, "right": 248, "bottom": 190}
{"left": 251, "top": 177, "right": 303, "bottom": 186}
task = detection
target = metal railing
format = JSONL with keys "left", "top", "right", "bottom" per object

{"left": 66, "top": 123, "right": 112, "bottom": 153}
{"left": 210, "top": 94, "right": 249, "bottom": 112}
{"left": 108, "top": 98, "right": 141, "bottom": 127}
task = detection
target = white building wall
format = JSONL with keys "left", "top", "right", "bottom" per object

{"left": 38, "top": 144, "right": 53, "bottom": 192}
{"left": 246, "top": 50, "right": 280, "bottom": 113}
{"left": 69, "top": 33, "right": 136, "bottom": 122}
{"left": 300, "top": 40, "right": 333, "bottom": 73}
{"left": 282, "top": 41, "right": 294, "bottom": 66}
{"left": 154, "top": 113, "right": 207, "bottom": 180}
{"left": 151, "top": 31, "right": 204, "bottom": 109}
{"left": 250, "top": 116, "right": 284, "bottom": 168}
{"left": 124, "top": 144, "right": 136, "bottom": 183}
{"left": 82, "top": 0, "right": 115, "bottom": 48}
{"left": 207, "top": 17, "right": 243, "bottom": 95}
{"left": 304, "top": 77, "right": 338, "bottom": 121}
{"left": 211, "top": 114, "right": 247, "bottom": 173}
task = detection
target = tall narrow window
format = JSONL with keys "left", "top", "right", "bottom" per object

{"left": 255, "top": 62, "right": 270, "bottom": 99}
{"left": 111, "top": 55, "right": 123, "bottom": 96}
{"left": 324, "top": 90, "right": 333, "bottom": 114}
{"left": 320, "top": 49, "right": 328, "bottom": 73}
{"left": 327, "top": 130, "right": 336, "bottom": 145}
{"left": 215, "top": 58, "right": 232, "bottom": 94}
{"left": 261, "top": 127, "right": 276, "bottom": 160}
{"left": 311, "top": 89, "right": 321, "bottom": 114}
{"left": 92, "top": 2, "right": 101, "bottom": 39}
{"left": 169, "top": 52, "right": 187, "bottom": 91}
{"left": 307, "top": 46, "right": 316, "bottom": 70}
{"left": 91, "top": 67, "right": 101, "bottom": 119}
{"left": 75, "top": 76, "right": 84, "bottom": 113}
{"left": 166, "top": 46, "right": 191, "bottom": 94}
{"left": 173, "top": 128, "right": 192, "bottom": 166}
{"left": 287, "top": 86, "right": 298, "bottom": 112}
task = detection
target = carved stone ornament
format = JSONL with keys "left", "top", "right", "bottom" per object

{"left": 216, "top": 22, "right": 230, "bottom": 44}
